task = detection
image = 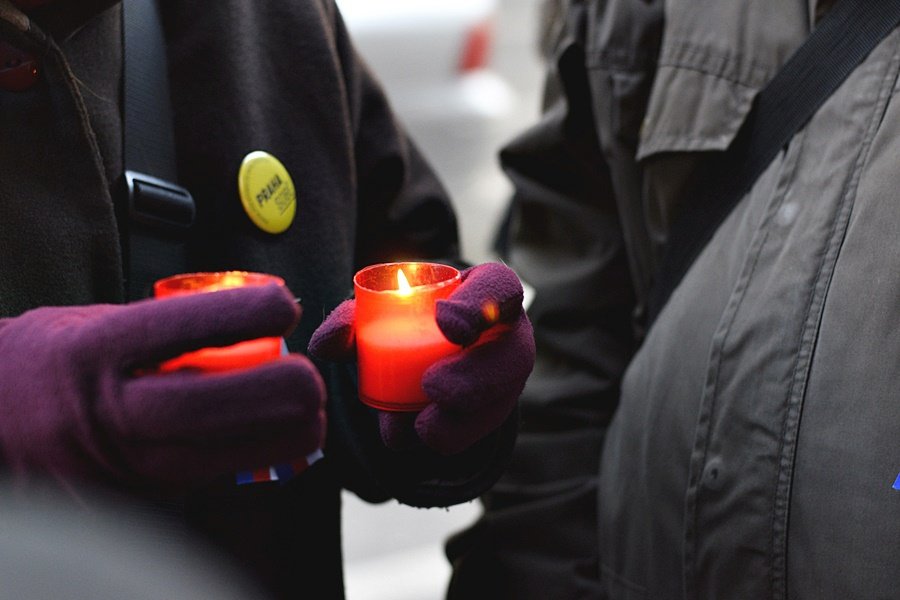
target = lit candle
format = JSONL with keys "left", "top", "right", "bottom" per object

{"left": 153, "top": 271, "right": 285, "bottom": 372}
{"left": 154, "top": 271, "right": 323, "bottom": 485}
{"left": 354, "top": 262, "right": 461, "bottom": 411}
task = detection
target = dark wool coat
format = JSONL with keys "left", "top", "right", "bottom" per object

{"left": 0, "top": 2, "right": 515, "bottom": 598}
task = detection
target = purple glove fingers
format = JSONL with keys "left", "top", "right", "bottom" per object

{"left": 377, "top": 412, "right": 420, "bottom": 450}
{"left": 122, "top": 416, "right": 325, "bottom": 488}
{"left": 409, "top": 311, "right": 533, "bottom": 454}
{"left": 108, "top": 355, "right": 325, "bottom": 442}
{"left": 11, "top": 305, "right": 116, "bottom": 355}
{"left": 0, "top": 293, "right": 328, "bottom": 492}
{"left": 436, "top": 263, "right": 524, "bottom": 346}
{"left": 307, "top": 298, "right": 356, "bottom": 361}
{"left": 422, "top": 311, "right": 535, "bottom": 414}
{"left": 102, "top": 284, "right": 300, "bottom": 367}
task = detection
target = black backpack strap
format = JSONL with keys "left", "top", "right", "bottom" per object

{"left": 120, "top": 0, "right": 195, "bottom": 301}
{"left": 647, "top": 0, "right": 900, "bottom": 325}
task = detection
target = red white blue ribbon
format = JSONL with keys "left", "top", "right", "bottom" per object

{"left": 235, "top": 448, "right": 324, "bottom": 485}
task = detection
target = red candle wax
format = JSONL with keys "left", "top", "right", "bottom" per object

{"left": 153, "top": 271, "right": 285, "bottom": 372}
{"left": 354, "top": 262, "right": 460, "bottom": 411}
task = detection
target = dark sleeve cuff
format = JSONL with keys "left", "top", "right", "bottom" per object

{"left": 381, "top": 405, "right": 519, "bottom": 508}
{"left": 321, "top": 362, "right": 519, "bottom": 508}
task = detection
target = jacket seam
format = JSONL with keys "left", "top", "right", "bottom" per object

{"left": 769, "top": 30, "right": 900, "bottom": 600}
{"left": 654, "top": 61, "right": 758, "bottom": 90}
{"left": 681, "top": 132, "right": 801, "bottom": 600}
{"left": 659, "top": 39, "right": 774, "bottom": 89}
{"left": 600, "top": 563, "right": 649, "bottom": 597}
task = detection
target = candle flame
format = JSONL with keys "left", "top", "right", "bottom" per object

{"left": 396, "top": 268, "right": 412, "bottom": 296}
{"left": 219, "top": 272, "right": 248, "bottom": 288}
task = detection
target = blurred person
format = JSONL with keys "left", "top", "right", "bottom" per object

{"left": 0, "top": 485, "right": 264, "bottom": 600}
{"left": 447, "top": 0, "right": 900, "bottom": 598}
{"left": 0, "top": 0, "right": 534, "bottom": 598}
{"left": 537, "top": 0, "right": 564, "bottom": 61}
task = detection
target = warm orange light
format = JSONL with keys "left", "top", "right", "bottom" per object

{"left": 396, "top": 268, "right": 412, "bottom": 296}
{"left": 153, "top": 271, "right": 285, "bottom": 372}
{"left": 354, "top": 262, "right": 462, "bottom": 411}
{"left": 482, "top": 301, "right": 499, "bottom": 324}
{"left": 217, "top": 272, "right": 249, "bottom": 289}
{"left": 154, "top": 271, "right": 281, "bottom": 298}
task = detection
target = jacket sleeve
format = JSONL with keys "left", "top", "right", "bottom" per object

{"left": 498, "top": 0, "right": 643, "bottom": 427}
{"left": 321, "top": 0, "right": 519, "bottom": 508}
{"left": 446, "top": 0, "right": 661, "bottom": 594}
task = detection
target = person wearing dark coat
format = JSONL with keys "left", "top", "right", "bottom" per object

{"left": 448, "top": 0, "right": 900, "bottom": 598}
{"left": 0, "top": 1, "right": 534, "bottom": 598}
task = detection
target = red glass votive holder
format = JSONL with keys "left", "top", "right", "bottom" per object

{"left": 153, "top": 271, "right": 285, "bottom": 372}
{"left": 354, "top": 262, "right": 461, "bottom": 411}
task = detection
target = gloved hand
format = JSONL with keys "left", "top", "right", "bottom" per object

{"left": 0, "top": 284, "right": 326, "bottom": 491}
{"left": 309, "top": 262, "right": 534, "bottom": 455}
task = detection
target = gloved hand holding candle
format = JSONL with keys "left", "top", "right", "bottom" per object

{"left": 308, "top": 262, "right": 535, "bottom": 455}
{"left": 0, "top": 283, "right": 326, "bottom": 491}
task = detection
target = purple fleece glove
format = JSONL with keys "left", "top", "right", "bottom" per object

{"left": 0, "top": 284, "right": 326, "bottom": 491}
{"left": 309, "top": 263, "right": 535, "bottom": 455}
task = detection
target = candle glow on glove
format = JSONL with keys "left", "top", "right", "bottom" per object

{"left": 154, "top": 272, "right": 285, "bottom": 372}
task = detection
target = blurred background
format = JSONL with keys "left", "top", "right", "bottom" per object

{"left": 338, "top": 0, "right": 546, "bottom": 265}
{"left": 336, "top": 0, "right": 546, "bottom": 598}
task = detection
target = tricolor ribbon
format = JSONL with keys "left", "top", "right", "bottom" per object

{"left": 235, "top": 340, "right": 325, "bottom": 485}
{"left": 235, "top": 448, "right": 324, "bottom": 486}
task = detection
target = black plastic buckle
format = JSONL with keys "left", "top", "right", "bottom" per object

{"left": 124, "top": 170, "right": 195, "bottom": 232}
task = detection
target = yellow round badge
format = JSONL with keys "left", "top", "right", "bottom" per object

{"left": 238, "top": 151, "right": 297, "bottom": 234}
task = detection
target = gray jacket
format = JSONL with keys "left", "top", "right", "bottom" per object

{"left": 450, "top": 0, "right": 900, "bottom": 598}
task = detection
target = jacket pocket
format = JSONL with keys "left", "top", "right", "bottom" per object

{"left": 637, "top": 40, "right": 767, "bottom": 159}
{"left": 636, "top": 40, "right": 770, "bottom": 244}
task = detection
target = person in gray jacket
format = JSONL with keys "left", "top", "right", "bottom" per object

{"left": 448, "top": 0, "right": 900, "bottom": 598}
